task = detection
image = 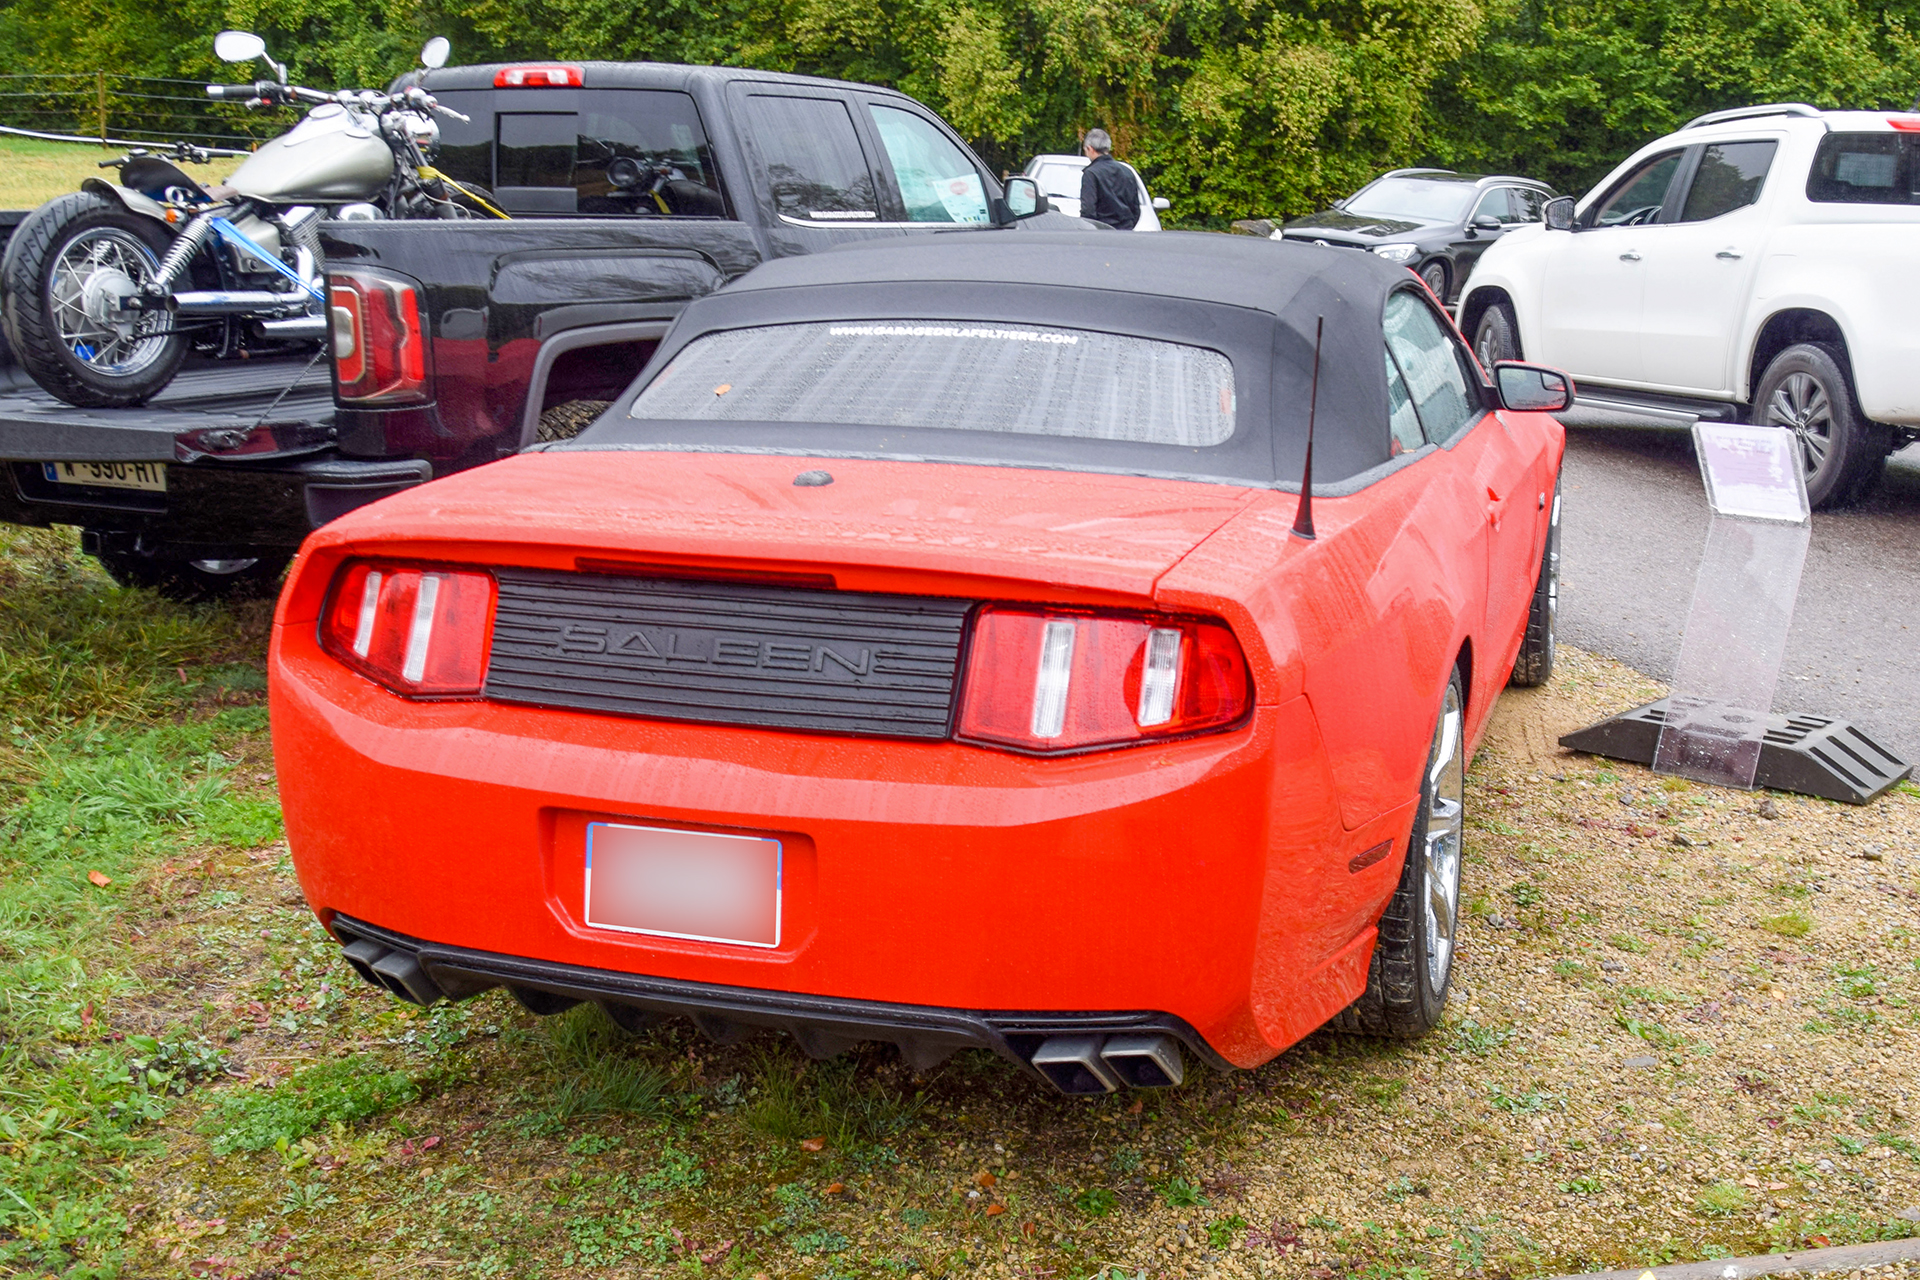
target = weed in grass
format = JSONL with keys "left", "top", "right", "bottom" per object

{"left": 1359, "top": 1076, "right": 1407, "bottom": 1107}
{"left": 566, "top": 1133, "right": 620, "bottom": 1155}
{"left": 1208, "top": 1214, "right": 1250, "bottom": 1247}
{"left": 1696, "top": 1182, "right": 1749, "bottom": 1215}
{"left": 1560, "top": 1175, "right": 1604, "bottom": 1195}
{"left": 1554, "top": 959, "right": 1585, "bottom": 978}
{"left": 1075, "top": 1187, "right": 1119, "bottom": 1217}
{"left": 773, "top": 1182, "right": 823, "bottom": 1229}
{"left": 1157, "top": 1176, "right": 1207, "bottom": 1207}
{"left": 1607, "top": 933, "right": 1650, "bottom": 953}
{"left": 1509, "top": 883, "right": 1543, "bottom": 908}
{"left": 1490, "top": 1086, "right": 1555, "bottom": 1113}
{"left": 1761, "top": 910, "right": 1814, "bottom": 938}
{"left": 1451, "top": 1019, "right": 1513, "bottom": 1055}
{"left": 790, "top": 1228, "right": 850, "bottom": 1255}
{"left": 744, "top": 1046, "right": 922, "bottom": 1152}
{"left": 200, "top": 1055, "right": 420, "bottom": 1154}
{"left": 1384, "top": 1176, "right": 1430, "bottom": 1201}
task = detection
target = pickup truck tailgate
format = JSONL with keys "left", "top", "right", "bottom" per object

{"left": 0, "top": 356, "right": 334, "bottom": 463}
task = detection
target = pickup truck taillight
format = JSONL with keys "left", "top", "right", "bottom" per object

{"left": 319, "top": 560, "right": 496, "bottom": 697}
{"left": 956, "top": 606, "right": 1252, "bottom": 753}
{"left": 329, "top": 269, "right": 430, "bottom": 405}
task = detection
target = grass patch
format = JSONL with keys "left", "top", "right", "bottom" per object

{"left": 1760, "top": 910, "right": 1815, "bottom": 938}
{"left": 1696, "top": 1182, "right": 1750, "bottom": 1216}
{"left": 199, "top": 1056, "right": 420, "bottom": 1154}
{"left": 0, "top": 528, "right": 279, "bottom": 1276}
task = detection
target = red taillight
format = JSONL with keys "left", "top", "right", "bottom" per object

{"left": 956, "top": 607, "right": 1252, "bottom": 753}
{"left": 494, "top": 64, "right": 583, "bottom": 87}
{"left": 329, "top": 270, "right": 429, "bottom": 404}
{"left": 319, "top": 560, "right": 496, "bottom": 697}
{"left": 1890, "top": 116, "right": 1920, "bottom": 132}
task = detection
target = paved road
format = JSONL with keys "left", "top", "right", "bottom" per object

{"left": 1557, "top": 413, "right": 1920, "bottom": 766}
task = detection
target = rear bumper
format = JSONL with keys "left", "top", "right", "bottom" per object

{"left": 272, "top": 615, "right": 1415, "bottom": 1070}
{"left": 0, "top": 454, "right": 431, "bottom": 553}
{"left": 329, "top": 912, "right": 1233, "bottom": 1082}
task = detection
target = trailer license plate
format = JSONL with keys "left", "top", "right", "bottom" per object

{"left": 584, "top": 822, "right": 782, "bottom": 948}
{"left": 43, "top": 461, "right": 167, "bottom": 492}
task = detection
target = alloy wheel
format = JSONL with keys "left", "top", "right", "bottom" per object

{"left": 49, "top": 228, "right": 171, "bottom": 377}
{"left": 1422, "top": 681, "right": 1466, "bottom": 991}
{"left": 1764, "top": 370, "right": 1833, "bottom": 479}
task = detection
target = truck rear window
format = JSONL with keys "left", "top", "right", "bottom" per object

{"left": 627, "top": 321, "right": 1236, "bottom": 446}
{"left": 1806, "top": 133, "right": 1920, "bottom": 204}
{"left": 431, "top": 88, "right": 729, "bottom": 217}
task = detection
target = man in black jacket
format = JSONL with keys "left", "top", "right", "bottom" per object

{"left": 1078, "top": 128, "right": 1141, "bottom": 230}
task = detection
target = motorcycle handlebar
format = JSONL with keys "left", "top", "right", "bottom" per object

{"left": 205, "top": 83, "right": 262, "bottom": 100}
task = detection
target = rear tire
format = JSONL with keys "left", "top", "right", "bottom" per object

{"left": 1751, "top": 342, "right": 1888, "bottom": 509}
{"left": 1473, "top": 300, "right": 1521, "bottom": 369}
{"left": 93, "top": 543, "right": 290, "bottom": 602}
{"left": 1509, "top": 476, "right": 1561, "bottom": 687}
{"left": 0, "top": 191, "right": 188, "bottom": 407}
{"left": 1334, "top": 668, "right": 1465, "bottom": 1038}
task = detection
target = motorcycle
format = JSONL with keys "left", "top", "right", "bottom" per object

{"left": 0, "top": 32, "right": 503, "bottom": 409}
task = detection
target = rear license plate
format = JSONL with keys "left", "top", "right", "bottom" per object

{"left": 42, "top": 461, "right": 167, "bottom": 492}
{"left": 585, "top": 822, "right": 782, "bottom": 948}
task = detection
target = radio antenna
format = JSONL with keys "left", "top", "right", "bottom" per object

{"left": 1291, "top": 315, "right": 1324, "bottom": 541}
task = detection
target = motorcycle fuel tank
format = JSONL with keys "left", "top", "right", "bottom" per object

{"left": 228, "top": 104, "right": 393, "bottom": 203}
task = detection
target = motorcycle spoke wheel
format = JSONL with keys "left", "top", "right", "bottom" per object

{"left": 48, "top": 228, "right": 171, "bottom": 378}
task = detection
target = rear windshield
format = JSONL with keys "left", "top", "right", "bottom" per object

{"left": 1807, "top": 133, "right": 1920, "bottom": 204}
{"left": 627, "top": 321, "right": 1237, "bottom": 447}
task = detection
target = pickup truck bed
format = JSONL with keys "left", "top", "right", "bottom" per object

{"left": 0, "top": 356, "right": 332, "bottom": 462}
{"left": 1, "top": 62, "right": 1079, "bottom": 592}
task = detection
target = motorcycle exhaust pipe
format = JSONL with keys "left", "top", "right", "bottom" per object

{"left": 254, "top": 315, "right": 327, "bottom": 339}
{"left": 170, "top": 287, "right": 315, "bottom": 314}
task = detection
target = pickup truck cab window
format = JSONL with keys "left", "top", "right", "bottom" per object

{"left": 1678, "top": 141, "right": 1777, "bottom": 222}
{"left": 1588, "top": 150, "right": 1686, "bottom": 226}
{"left": 743, "top": 94, "right": 881, "bottom": 222}
{"left": 1383, "top": 290, "right": 1478, "bottom": 446}
{"left": 1807, "top": 133, "right": 1920, "bottom": 204}
{"left": 868, "top": 106, "right": 990, "bottom": 224}
{"left": 434, "top": 88, "right": 729, "bottom": 217}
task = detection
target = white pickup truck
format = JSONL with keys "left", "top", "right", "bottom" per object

{"left": 1458, "top": 104, "right": 1920, "bottom": 507}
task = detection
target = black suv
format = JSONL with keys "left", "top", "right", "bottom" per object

{"left": 1279, "top": 169, "right": 1557, "bottom": 305}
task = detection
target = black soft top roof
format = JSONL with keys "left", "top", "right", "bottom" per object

{"left": 570, "top": 232, "right": 1455, "bottom": 489}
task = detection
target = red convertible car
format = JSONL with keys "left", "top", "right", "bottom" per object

{"left": 269, "top": 233, "right": 1568, "bottom": 1093}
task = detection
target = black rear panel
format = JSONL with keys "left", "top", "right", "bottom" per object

{"left": 485, "top": 569, "right": 973, "bottom": 738}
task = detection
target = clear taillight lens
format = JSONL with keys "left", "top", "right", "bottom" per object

{"left": 956, "top": 607, "right": 1252, "bottom": 753}
{"left": 329, "top": 269, "right": 429, "bottom": 404}
{"left": 319, "top": 560, "right": 496, "bottom": 697}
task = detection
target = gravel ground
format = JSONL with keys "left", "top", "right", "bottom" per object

{"left": 1078, "top": 645, "right": 1919, "bottom": 1280}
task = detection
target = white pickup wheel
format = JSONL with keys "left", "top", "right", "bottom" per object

{"left": 1753, "top": 342, "right": 1890, "bottom": 509}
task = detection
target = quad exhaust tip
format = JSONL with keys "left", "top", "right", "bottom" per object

{"left": 341, "top": 937, "right": 445, "bottom": 1005}
{"left": 1029, "top": 1033, "right": 1185, "bottom": 1094}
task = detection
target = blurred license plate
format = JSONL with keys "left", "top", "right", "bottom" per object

{"left": 585, "top": 822, "right": 782, "bottom": 948}
{"left": 43, "top": 461, "right": 167, "bottom": 492}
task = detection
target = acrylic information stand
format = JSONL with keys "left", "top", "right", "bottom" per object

{"left": 1559, "top": 422, "right": 1910, "bottom": 802}
{"left": 1649, "top": 423, "right": 1811, "bottom": 789}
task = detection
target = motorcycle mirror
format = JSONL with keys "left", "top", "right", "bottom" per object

{"left": 214, "top": 30, "right": 267, "bottom": 63}
{"left": 421, "top": 36, "right": 451, "bottom": 69}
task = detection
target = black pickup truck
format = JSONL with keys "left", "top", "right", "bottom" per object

{"left": 0, "top": 63, "right": 1068, "bottom": 597}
